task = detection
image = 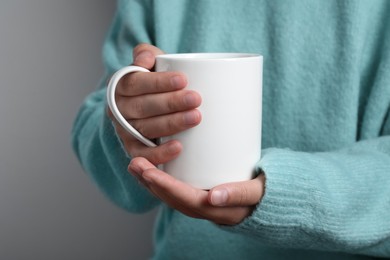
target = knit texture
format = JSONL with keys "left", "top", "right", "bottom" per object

{"left": 71, "top": 0, "right": 390, "bottom": 259}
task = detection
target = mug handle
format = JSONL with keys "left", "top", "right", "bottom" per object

{"left": 106, "top": 65, "right": 157, "bottom": 147}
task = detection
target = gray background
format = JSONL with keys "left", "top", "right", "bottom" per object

{"left": 0, "top": 1, "right": 156, "bottom": 259}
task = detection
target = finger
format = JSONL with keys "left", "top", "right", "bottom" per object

{"left": 205, "top": 207, "right": 253, "bottom": 226}
{"left": 129, "top": 158, "right": 256, "bottom": 225}
{"left": 208, "top": 174, "right": 265, "bottom": 207}
{"left": 137, "top": 161, "right": 253, "bottom": 225}
{"left": 111, "top": 103, "right": 200, "bottom": 165}
{"left": 117, "top": 71, "right": 187, "bottom": 96}
{"left": 133, "top": 161, "right": 239, "bottom": 223}
{"left": 126, "top": 140, "right": 183, "bottom": 165}
{"left": 129, "top": 157, "right": 209, "bottom": 209}
{"left": 133, "top": 43, "right": 165, "bottom": 69}
{"left": 128, "top": 109, "right": 201, "bottom": 139}
{"left": 132, "top": 172, "right": 205, "bottom": 220}
{"left": 129, "top": 157, "right": 210, "bottom": 218}
{"left": 116, "top": 90, "right": 201, "bottom": 119}
{"left": 112, "top": 119, "right": 183, "bottom": 165}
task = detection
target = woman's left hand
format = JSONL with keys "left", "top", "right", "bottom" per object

{"left": 129, "top": 157, "right": 265, "bottom": 225}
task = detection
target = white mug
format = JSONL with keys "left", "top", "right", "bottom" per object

{"left": 107, "top": 53, "right": 263, "bottom": 189}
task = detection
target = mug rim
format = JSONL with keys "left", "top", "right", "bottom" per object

{"left": 156, "top": 53, "right": 262, "bottom": 61}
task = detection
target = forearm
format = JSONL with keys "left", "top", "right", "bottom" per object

{"left": 71, "top": 88, "right": 160, "bottom": 213}
{"left": 226, "top": 136, "right": 390, "bottom": 257}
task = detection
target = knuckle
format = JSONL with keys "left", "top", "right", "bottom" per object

{"left": 238, "top": 186, "right": 249, "bottom": 206}
{"left": 166, "top": 95, "right": 179, "bottom": 112}
{"left": 154, "top": 73, "right": 164, "bottom": 92}
{"left": 147, "top": 150, "right": 163, "bottom": 165}
{"left": 133, "top": 43, "right": 150, "bottom": 55}
{"left": 124, "top": 142, "right": 138, "bottom": 157}
{"left": 124, "top": 139, "right": 146, "bottom": 158}
{"left": 124, "top": 74, "right": 138, "bottom": 93}
{"left": 117, "top": 76, "right": 137, "bottom": 96}
{"left": 166, "top": 116, "right": 179, "bottom": 133}
{"left": 131, "top": 120, "right": 153, "bottom": 139}
{"left": 224, "top": 218, "right": 239, "bottom": 226}
{"left": 211, "top": 212, "right": 239, "bottom": 226}
{"left": 114, "top": 124, "right": 126, "bottom": 137}
{"left": 220, "top": 209, "right": 249, "bottom": 226}
{"left": 129, "top": 99, "right": 144, "bottom": 118}
{"left": 119, "top": 130, "right": 160, "bottom": 165}
{"left": 129, "top": 119, "right": 143, "bottom": 133}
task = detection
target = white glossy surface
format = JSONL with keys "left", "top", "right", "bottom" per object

{"left": 108, "top": 53, "right": 263, "bottom": 189}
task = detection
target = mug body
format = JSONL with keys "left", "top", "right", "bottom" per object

{"left": 156, "top": 53, "right": 263, "bottom": 189}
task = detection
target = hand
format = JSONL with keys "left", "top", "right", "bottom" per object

{"left": 129, "top": 157, "right": 265, "bottom": 225}
{"left": 107, "top": 43, "right": 202, "bottom": 165}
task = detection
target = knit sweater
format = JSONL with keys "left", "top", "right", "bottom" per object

{"left": 71, "top": 0, "right": 390, "bottom": 259}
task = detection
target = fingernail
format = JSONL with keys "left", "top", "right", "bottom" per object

{"left": 167, "top": 142, "right": 181, "bottom": 155}
{"left": 171, "top": 75, "right": 186, "bottom": 89}
{"left": 129, "top": 162, "right": 142, "bottom": 175}
{"left": 183, "top": 92, "right": 198, "bottom": 107}
{"left": 134, "top": 51, "right": 152, "bottom": 64}
{"left": 211, "top": 189, "right": 228, "bottom": 206}
{"left": 184, "top": 111, "right": 200, "bottom": 125}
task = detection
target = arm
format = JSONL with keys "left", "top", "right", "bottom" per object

{"left": 72, "top": 89, "right": 159, "bottom": 213}
{"left": 130, "top": 112, "right": 390, "bottom": 256}
{"left": 233, "top": 134, "right": 390, "bottom": 257}
{"left": 72, "top": 3, "right": 202, "bottom": 213}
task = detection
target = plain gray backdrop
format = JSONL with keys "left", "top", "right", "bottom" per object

{"left": 0, "top": 1, "right": 156, "bottom": 259}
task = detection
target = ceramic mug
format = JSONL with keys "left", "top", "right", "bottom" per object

{"left": 107, "top": 53, "right": 263, "bottom": 189}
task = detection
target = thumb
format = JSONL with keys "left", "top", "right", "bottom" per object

{"left": 208, "top": 174, "right": 265, "bottom": 207}
{"left": 133, "top": 43, "right": 165, "bottom": 69}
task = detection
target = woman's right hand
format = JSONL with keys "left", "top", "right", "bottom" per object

{"left": 107, "top": 43, "right": 202, "bottom": 166}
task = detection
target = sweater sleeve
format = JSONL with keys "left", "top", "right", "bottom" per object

{"left": 227, "top": 116, "right": 390, "bottom": 257}
{"left": 71, "top": 0, "right": 160, "bottom": 213}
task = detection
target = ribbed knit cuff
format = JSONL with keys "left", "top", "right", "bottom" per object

{"left": 222, "top": 140, "right": 390, "bottom": 257}
{"left": 224, "top": 148, "right": 326, "bottom": 250}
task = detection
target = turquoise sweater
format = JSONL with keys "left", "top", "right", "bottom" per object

{"left": 72, "top": 0, "right": 390, "bottom": 259}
